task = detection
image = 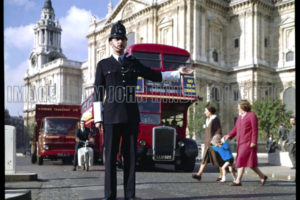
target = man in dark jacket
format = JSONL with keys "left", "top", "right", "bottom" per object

{"left": 287, "top": 116, "right": 296, "bottom": 169}
{"left": 93, "top": 20, "right": 193, "bottom": 200}
{"left": 73, "top": 120, "right": 92, "bottom": 171}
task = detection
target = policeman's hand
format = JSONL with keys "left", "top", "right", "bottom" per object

{"left": 75, "top": 138, "right": 79, "bottom": 143}
{"left": 250, "top": 143, "right": 256, "bottom": 148}
{"left": 178, "top": 66, "right": 194, "bottom": 75}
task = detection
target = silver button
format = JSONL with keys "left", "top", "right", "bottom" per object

{"left": 123, "top": 80, "right": 126, "bottom": 83}
{"left": 122, "top": 73, "right": 125, "bottom": 76}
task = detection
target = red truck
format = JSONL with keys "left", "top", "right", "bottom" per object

{"left": 81, "top": 44, "right": 199, "bottom": 171}
{"left": 31, "top": 104, "right": 81, "bottom": 165}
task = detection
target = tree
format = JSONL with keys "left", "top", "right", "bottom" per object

{"left": 251, "top": 99, "right": 293, "bottom": 140}
{"left": 5, "top": 109, "right": 11, "bottom": 125}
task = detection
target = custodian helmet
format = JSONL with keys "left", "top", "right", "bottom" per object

{"left": 109, "top": 20, "right": 127, "bottom": 41}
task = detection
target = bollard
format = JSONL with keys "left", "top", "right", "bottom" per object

{"left": 5, "top": 125, "right": 16, "bottom": 174}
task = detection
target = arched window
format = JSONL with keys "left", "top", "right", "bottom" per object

{"left": 211, "top": 87, "right": 220, "bottom": 102}
{"left": 286, "top": 51, "right": 294, "bottom": 62}
{"left": 212, "top": 50, "right": 218, "bottom": 62}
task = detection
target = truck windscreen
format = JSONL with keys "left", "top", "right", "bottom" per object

{"left": 45, "top": 119, "right": 78, "bottom": 135}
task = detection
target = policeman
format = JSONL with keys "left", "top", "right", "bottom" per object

{"left": 72, "top": 120, "right": 92, "bottom": 171}
{"left": 93, "top": 20, "right": 193, "bottom": 200}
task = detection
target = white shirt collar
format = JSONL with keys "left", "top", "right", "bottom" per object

{"left": 112, "top": 53, "right": 122, "bottom": 61}
{"left": 240, "top": 112, "right": 247, "bottom": 119}
{"left": 205, "top": 114, "right": 217, "bottom": 127}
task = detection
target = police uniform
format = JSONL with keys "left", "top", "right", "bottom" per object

{"left": 93, "top": 21, "right": 180, "bottom": 200}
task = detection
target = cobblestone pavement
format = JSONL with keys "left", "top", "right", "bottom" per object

{"left": 5, "top": 156, "right": 296, "bottom": 200}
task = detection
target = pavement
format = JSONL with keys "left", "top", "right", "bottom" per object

{"left": 5, "top": 153, "right": 296, "bottom": 200}
{"left": 196, "top": 153, "right": 296, "bottom": 182}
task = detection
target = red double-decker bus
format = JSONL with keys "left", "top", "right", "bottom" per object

{"left": 81, "top": 43, "right": 200, "bottom": 171}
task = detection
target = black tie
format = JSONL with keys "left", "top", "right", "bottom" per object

{"left": 118, "top": 57, "right": 122, "bottom": 64}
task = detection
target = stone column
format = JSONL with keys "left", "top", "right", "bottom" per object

{"left": 193, "top": 1, "right": 200, "bottom": 61}
{"left": 201, "top": 10, "right": 206, "bottom": 61}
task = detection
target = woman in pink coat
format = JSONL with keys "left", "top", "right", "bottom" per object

{"left": 223, "top": 100, "right": 268, "bottom": 186}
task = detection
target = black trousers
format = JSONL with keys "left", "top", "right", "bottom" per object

{"left": 104, "top": 123, "right": 139, "bottom": 199}
{"left": 73, "top": 143, "right": 80, "bottom": 167}
{"left": 288, "top": 143, "right": 296, "bottom": 167}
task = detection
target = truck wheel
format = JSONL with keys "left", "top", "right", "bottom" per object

{"left": 38, "top": 156, "right": 44, "bottom": 165}
{"left": 31, "top": 152, "right": 37, "bottom": 164}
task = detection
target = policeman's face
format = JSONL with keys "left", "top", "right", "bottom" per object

{"left": 110, "top": 38, "right": 127, "bottom": 54}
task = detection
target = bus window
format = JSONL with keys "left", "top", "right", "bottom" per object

{"left": 138, "top": 101, "right": 160, "bottom": 113}
{"left": 163, "top": 54, "right": 190, "bottom": 70}
{"left": 162, "top": 112, "right": 184, "bottom": 128}
{"left": 132, "top": 52, "right": 161, "bottom": 69}
{"left": 140, "top": 113, "right": 160, "bottom": 125}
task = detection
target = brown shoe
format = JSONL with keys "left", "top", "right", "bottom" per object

{"left": 216, "top": 177, "right": 222, "bottom": 182}
{"left": 192, "top": 174, "right": 201, "bottom": 181}
{"left": 261, "top": 176, "right": 268, "bottom": 186}
{"left": 230, "top": 182, "right": 242, "bottom": 186}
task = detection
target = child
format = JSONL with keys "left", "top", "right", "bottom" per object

{"left": 211, "top": 134, "right": 236, "bottom": 182}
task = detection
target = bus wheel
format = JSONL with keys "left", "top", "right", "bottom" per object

{"left": 31, "top": 152, "right": 37, "bottom": 164}
{"left": 182, "top": 157, "right": 196, "bottom": 172}
{"left": 38, "top": 156, "right": 44, "bottom": 165}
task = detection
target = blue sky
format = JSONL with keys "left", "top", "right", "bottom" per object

{"left": 4, "top": 0, "right": 120, "bottom": 116}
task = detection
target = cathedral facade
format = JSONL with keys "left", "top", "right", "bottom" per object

{"left": 83, "top": 0, "right": 295, "bottom": 133}
{"left": 23, "top": 0, "right": 82, "bottom": 126}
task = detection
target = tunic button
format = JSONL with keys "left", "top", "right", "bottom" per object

{"left": 123, "top": 80, "right": 126, "bottom": 83}
{"left": 122, "top": 73, "right": 125, "bottom": 76}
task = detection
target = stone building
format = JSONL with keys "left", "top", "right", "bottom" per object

{"left": 23, "top": 0, "right": 82, "bottom": 127}
{"left": 83, "top": 0, "right": 295, "bottom": 133}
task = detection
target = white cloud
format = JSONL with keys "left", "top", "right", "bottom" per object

{"left": 59, "top": 6, "right": 95, "bottom": 60}
{"left": 5, "top": 0, "right": 35, "bottom": 9}
{"left": 4, "top": 24, "right": 35, "bottom": 51}
{"left": 5, "top": 60, "right": 28, "bottom": 116}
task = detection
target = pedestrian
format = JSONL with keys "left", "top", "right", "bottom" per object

{"left": 192, "top": 103, "right": 224, "bottom": 182}
{"left": 277, "top": 123, "right": 288, "bottom": 151}
{"left": 278, "top": 123, "right": 288, "bottom": 141}
{"left": 211, "top": 134, "right": 236, "bottom": 183}
{"left": 93, "top": 20, "right": 193, "bottom": 200}
{"left": 266, "top": 133, "right": 277, "bottom": 153}
{"left": 72, "top": 120, "right": 92, "bottom": 171}
{"left": 223, "top": 100, "right": 268, "bottom": 186}
{"left": 286, "top": 116, "right": 296, "bottom": 169}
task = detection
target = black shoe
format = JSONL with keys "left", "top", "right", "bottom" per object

{"left": 72, "top": 167, "right": 76, "bottom": 171}
{"left": 102, "top": 198, "right": 116, "bottom": 200}
{"left": 192, "top": 174, "right": 201, "bottom": 181}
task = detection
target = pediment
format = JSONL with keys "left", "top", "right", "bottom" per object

{"left": 105, "top": 0, "right": 150, "bottom": 24}
{"left": 280, "top": 16, "right": 294, "bottom": 25}
{"left": 209, "top": 17, "right": 224, "bottom": 27}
